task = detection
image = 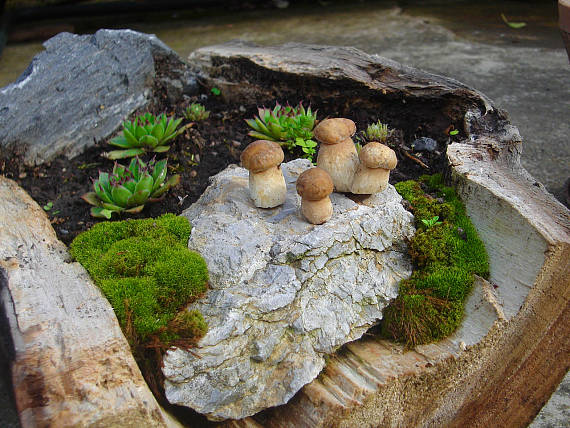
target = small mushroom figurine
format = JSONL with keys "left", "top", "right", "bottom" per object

{"left": 240, "top": 140, "right": 286, "bottom": 208}
{"left": 350, "top": 142, "right": 398, "bottom": 194}
{"left": 314, "top": 118, "right": 359, "bottom": 193}
{"left": 296, "top": 167, "right": 334, "bottom": 224}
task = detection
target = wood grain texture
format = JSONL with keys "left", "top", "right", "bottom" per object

{"left": 0, "top": 176, "right": 173, "bottom": 428}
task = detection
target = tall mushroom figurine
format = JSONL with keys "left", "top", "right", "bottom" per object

{"left": 240, "top": 140, "right": 286, "bottom": 208}
{"left": 351, "top": 142, "right": 398, "bottom": 194}
{"left": 314, "top": 118, "right": 359, "bottom": 192}
{"left": 296, "top": 167, "right": 334, "bottom": 224}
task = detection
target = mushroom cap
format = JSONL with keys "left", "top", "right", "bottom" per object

{"left": 296, "top": 167, "right": 334, "bottom": 201}
{"left": 359, "top": 142, "right": 397, "bottom": 170}
{"left": 313, "top": 118, "right": 356, "bottom": 145}
{"left": 241, "top": 140, "right": 284, "bottom": 173}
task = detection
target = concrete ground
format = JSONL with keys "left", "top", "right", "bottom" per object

{"left": 0, "top": 1, "right": 568, "bottom": 426}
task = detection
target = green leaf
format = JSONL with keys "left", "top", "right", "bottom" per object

{"left": 151, "top": 122, "right": 165, "bottom": 140}
{"left": 128, "top": 189, "right": 151, "bottom": 206}
{"left": 151, "top": 159, "right": 167, "bottom": 187}
{"left": 152, "top": 145, "right": 171, "bottom": 153}
{"left": 101, "top": 202, "right": 125, "bottom": 211}
{"left": 501, "top": 13, "right": 526, "bottom": 29}
{"left": 123, "top": 128, "right": 140, "bottom": 146}
{"left": 105, "top": 148, "right": 145, "bottom": 160}
{"left": 151, "top": 174, "right": 180, "bottom": 198}
{"left": 211, "top": 87, "right": 221, "bottom": 96}
{"left": 134, "top": 124, "right": 147, "bottom": 140}
{"left": 245, "top": 119, "right": 260, "bottom": 131}
{"left": 449, "top": 130, "right": 459, "bottom": 136}
{"left": 43, "top": 201, "right": 53, "bottom": 211}
{"left": 82, "top": 192, "right": 100, "bottom": 206}
{"left": 124, "top": 205, "right": 145, "bottom": 214}
{"left": 141, "top": 134, "right": 159, "bottom": 148}
{"left": 123, "top": 179, "right": 137, "bottom": 193}
{"left": 109, "top": 136, "right": 132, "bottom": 148}
{"left": 111, "top": 185, "right": 133, "bottom": 207}
{"left": 94, "top": 181, "right": 113, "bottom": 204}
{"left": 135, "top": 174, "right": 154, "bottom": 194}
{"left": 254, "top": 117, "right": 272, "bottom": 136}
{"left": 90, "top": 207, "right": 113, "bottom": 219}
{"left": 248, "top": 131, "right": 275, "bottom": 141}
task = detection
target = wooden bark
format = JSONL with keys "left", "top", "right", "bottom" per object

{"left": 0, "top": 177, "right": 178, "bottom": 428}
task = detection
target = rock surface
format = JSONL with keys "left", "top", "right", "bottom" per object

{"left": 0, "top": 176, "right": 177, "bottom": 428}
{"left": 0, "top": 29, "right": 197, "bottom": 166}
{"left": 162, "top": 159, "right": 415, "bottom": 420}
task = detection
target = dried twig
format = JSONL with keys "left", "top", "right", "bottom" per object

{"left": 401, "top": 149, "right": 430, "bottom": 169}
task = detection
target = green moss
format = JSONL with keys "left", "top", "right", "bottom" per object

{"left": 70, "top": 214, "right": 208, "bottom": 347}
{"left": 382, "top": 174, "right": 489, "bottom": 347}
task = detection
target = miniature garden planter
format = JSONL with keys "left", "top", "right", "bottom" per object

{"left": 0, "top": 32, "right": 568, "bottom": 428}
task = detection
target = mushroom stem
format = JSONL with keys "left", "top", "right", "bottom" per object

{"left": 249, "top": 165, "right": 286, "bottom": 208}
{"left": 316, "top": 138, "right": 358, "bottom": 192}
{"left": 301, "top": 197, "right": 333, "bottom": 225}
{"left": 351, "top": 165, "right": 390, "bottom": 194}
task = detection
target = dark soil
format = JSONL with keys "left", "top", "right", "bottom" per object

{"left": 0, "top": 87, "right": 451, "bottom": 246}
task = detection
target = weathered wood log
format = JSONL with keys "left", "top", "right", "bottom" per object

{"left": 187, "top": 41, "right": 570, "bottom": 428}
{"left": 0, "top": 176, "right": 179, "bottom": 428}
{"left": 0, "top": 36, "right": 568, "bottom": 427}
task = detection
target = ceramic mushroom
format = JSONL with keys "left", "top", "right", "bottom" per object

{"left": 240, "top": 140, "right": 286, "bottom": 208}
{"left": 296, "top": 167, "right": 334, "bottom": 224}
{"left": 350, "top": 142, "right": 397, "bottom": 194}
{"left": 314, "top": 118, "right": 359, "bottom": 192}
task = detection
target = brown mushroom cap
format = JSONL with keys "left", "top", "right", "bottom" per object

{"left": 240, "top": 140, "right": 285, "bottom": 173}
{"left": 359, "top": 142, "right": 397, "bottom": 170}
{"left": 313, "top": 118, "right": 356, "bottom": 145}
{"left": 296, "top": 167, "right": 334, "bottom": 201}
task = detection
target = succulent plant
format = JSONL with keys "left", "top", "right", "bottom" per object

{"left": 82, "top": 157, "right": 180, "bottom": 219}
{"left": 364, "top": 120, "right": 392, "bottom": 142}
{"left": 184, "top": 103, "right": 210, "bottom": 121}
{"left": 106, "top": 113, "right": 185, "bottom": 160}
{"left": 245, "top": 102, "right": 317, "bottom": 151}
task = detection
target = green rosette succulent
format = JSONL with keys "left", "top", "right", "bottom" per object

{"left": 364, "top": 120, "right": 392, "bottom": 142}
{"left": 82, "top": 157, "right": 180, "bottom": 219}
{"left": 245, "top": 102, "right": 317, "bottom": 151}
{"left": 184, "top": 103, "right": 210, "bottom": 121}
{"left": 106, "top": 113, "right": 185, "bottom": 160}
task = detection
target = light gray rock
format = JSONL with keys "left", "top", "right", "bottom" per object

{"left": 162, "top": 159, "right": 415, "bottom": 420}
{"left": 0, "top": 29, "right": 198, "bottom": 166}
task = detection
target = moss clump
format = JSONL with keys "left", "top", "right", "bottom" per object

{"left": 70, "top": 214, "right": 208, "bottom": 347}
{"left": 381, "top": 174, "right": 489, "bottom": 347}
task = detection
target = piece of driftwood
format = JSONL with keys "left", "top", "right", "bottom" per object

{"left": 0, "top": 177, "right": 179, "bottom": 428}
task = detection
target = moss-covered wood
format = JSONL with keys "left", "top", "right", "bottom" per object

{"left": 381, "top": 174, "right": 489, "bottom": 347}
{"left": 70, "top": 213, "right": 208, "bottom": 349}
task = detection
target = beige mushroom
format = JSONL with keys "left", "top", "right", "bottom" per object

{"left": 350, "top": 142, "right": 397, "bottom": 194}
{"left": 240, "top": 140, "right": 286, "bottom": 208}
{"left": 296, "top": 167, "right": 334, "bottom": 224}
{"left": 314, "top": 118, "right": 359, "bottom": 192}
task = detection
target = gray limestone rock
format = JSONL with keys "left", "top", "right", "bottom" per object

{"left": 162, "top": 159, "right": 415, "bottom": 420}
{"left": 0, "top": 29, "right": 197, "bottom": 166}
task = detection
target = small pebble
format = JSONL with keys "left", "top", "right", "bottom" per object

{"left": 199, "top": 94, "right": 208, "bottom": 101}
{"left": 232, "top": 140, "right": 241, "bottom": 148}
{"left": 457, "top": 227, "right": 467, "bottom": 241}
{"left": 190, "top": 170, "right": 197, "bottom": 178}
{"left": 412, "top": 137, "right": 437, "bottom": 152}
{"left": 239, "top": 105, "right": 247, "bottom": 113}
{"left": 18, "top": 172, "right": 27, "bottom": 179}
